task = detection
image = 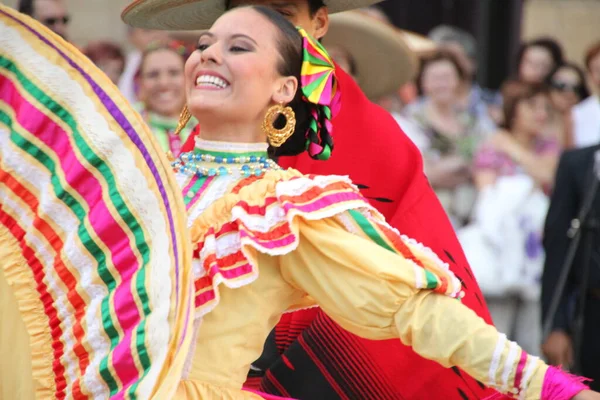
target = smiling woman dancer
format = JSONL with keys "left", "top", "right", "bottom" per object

{"left": 0, "top": 4, "right": 598, "bottom": 400}
{"left": 161, "top": 6, "right": 595, "bottom": 400}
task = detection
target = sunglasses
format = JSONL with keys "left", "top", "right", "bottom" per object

{"left": 42, "top": 15, "right": 70, "bottom": 26}
{"left": 550, "top": 80, "right": 583, "bottom": 94}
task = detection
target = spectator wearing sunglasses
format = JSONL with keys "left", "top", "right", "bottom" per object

{"left": 572, "top": 41, "right": 600, "bottom": 148}
{"left": 547, "top": 62, "right": 590, "bottom": 149}
{"left": 18, "top": 0, "right": 69, "bottom": 40}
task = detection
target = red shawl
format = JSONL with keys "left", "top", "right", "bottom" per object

{"left": 180, "top": 66, "right": 497, "bottom": 399}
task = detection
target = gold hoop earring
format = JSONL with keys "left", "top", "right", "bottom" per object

{"left": 174, "top": 105, "right": 191, "bottom": 136}
{"left": 263, "top": 104, "right": 296, "bottom": 147}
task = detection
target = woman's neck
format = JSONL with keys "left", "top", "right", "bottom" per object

{"left": 429, "top": 99, "right": 454, "bottom": 115}
{"left": 198, "top": 121, "right": 265, "bottom": 144}
{"left": 511, "top": 128, "right": 536, "bottom": 148}
{"left": 166, "top": 111, "right": 181, "bottom": 119}
{"left": 194, "top": 136, "right": 269, "bottom": 156}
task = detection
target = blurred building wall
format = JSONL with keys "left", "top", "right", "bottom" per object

{"left": 2, "top": 0, "right": 130, "bottom": 49}
{"left": 2, "top": 0, "right": 599, "bottom": 70}
{"left": 523, "top": 0, "right": 600, "bottom": 68}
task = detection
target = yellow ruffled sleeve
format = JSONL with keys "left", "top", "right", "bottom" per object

{"left": 278, "top": 213, "right": 548, "bottom": 400}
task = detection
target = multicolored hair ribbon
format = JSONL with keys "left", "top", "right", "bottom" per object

{"left": 297, "top": 28, "right": 341, "bottom": 161}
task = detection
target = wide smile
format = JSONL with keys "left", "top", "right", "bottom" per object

{"left": 195, "top": 74, "right": 230, "bottom": 90}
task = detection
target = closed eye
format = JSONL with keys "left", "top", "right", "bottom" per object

{"left": 274, "top": 7, "right": 294, "bottom": 17}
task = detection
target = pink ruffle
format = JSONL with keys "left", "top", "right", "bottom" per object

{"left": 541, "top": 366, "right": 589, "bottom": 400}
{"left": 481, "top": 366, "right": 590, "bottom": 400}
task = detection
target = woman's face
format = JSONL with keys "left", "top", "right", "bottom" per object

{"left": 519, "top": 46, "right": 554, "bottom": 84}
{"left": 185, "top": 7, "right": 297, "bottom": 131}
{"left": 513, "top": 93, "right": 551, "bottom": 135}
{"left": 421, "top": 59, "right": 460, "bottom": 104}
{"left": 550, "top": 66, "right": 583, "bottom": 112}
{"left": 138, "top": 49, "right": 186, "bottom": 118}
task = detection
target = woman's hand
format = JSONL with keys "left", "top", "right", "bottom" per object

{"left": 490, "top": 130, "right": 520, "bottom": 155}
{"left": 542, "top": 331, "right": 573, "bottom": 368}
{"left": 489, "top": 130, "right": 531, "bottom": 166}
{"left": 572, "top": 390, "right": 600, "bottom": 400}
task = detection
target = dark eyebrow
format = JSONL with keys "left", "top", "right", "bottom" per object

{"left": 198, "top": 31, "right": 258, "bottom": 46}
{"left": 270, "top": 2, "right": 299, "bottom": 9}
{"left": 198, "top": 31, "right": 214, "bottom": 40}
{"left": 230, "top": 33, "right": 258, "bottom": 46}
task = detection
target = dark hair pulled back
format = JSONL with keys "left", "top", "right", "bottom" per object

{"left": 249, "top": 6, "right": 334, "bottom": 160}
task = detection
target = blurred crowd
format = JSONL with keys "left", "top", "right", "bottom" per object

{"left": 16, "top": 0, "right": 600, "bottom": 376}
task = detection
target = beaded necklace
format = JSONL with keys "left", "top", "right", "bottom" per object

{"left": 172, "top": 138, "right": 280, "bottom": 178}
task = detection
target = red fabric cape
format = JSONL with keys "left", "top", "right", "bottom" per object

{"left": 180, "top": 66, "right": 498, "bottom": 399}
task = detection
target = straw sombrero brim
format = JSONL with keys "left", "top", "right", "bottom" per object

{"left": 400, "top": 31, "right": 438, "bottom": 55}
{"left": 322, "top": 11, "right": 418, "bottom": 100}
{"left": 122, "top": 0, "right": 383, "bottom": 30}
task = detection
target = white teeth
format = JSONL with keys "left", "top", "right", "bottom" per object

{"left": 195, "top": 75, "right": 229, "bottom": 89}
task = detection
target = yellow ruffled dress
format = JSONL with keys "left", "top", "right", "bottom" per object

{"left": 171, "top": 139, "right": 548, "bottom": 400}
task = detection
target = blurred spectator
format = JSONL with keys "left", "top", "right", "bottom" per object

{"left": 541, "top": 143, "right": 600, "bottom": 391}
{"left": 429, "top": 25, "right": 501, "bottom": 128}
{"left": 572, "top": 41, "right": 600, "bottom": 148}
{"left": 462, "top": 81, "right": 559, "bottom": 355}
{"left": 18, "top": 0, "right": 69, "bottom": 40}
{"left": 134, "top": 41, "right": 196, "bottom": 156}
{"left": 516, "top": 37, "right": 564, "bottom": 84}
{"left": 546, "top": 62, "right": 590, "bottom": 148}
{"left": 84, "top": 41, "right": 126, "bottom": 85}
{"left": 118, "top": 27, "right": 170, "bottom": 104}
{"left": 475, "top": 81, "right": 559, "bottom": 191}
{"left": 403, "top": 51, "right": 492, "bottom": 227}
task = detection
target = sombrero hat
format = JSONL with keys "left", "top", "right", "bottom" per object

{"left": 400, "top": 30, "right": 438, "bottom": 56}
{"left": 322, "top": 10, "right": 418, "bottom": 100}
{"left": 122, "top": 0, "right": 384, "bottom": 30}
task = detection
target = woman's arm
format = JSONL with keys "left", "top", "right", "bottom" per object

{"left": 490, "top": 132, "right": 558, "bottom": 188}
{"left": 473, "top": 169, "right": 498, "bottom": 190}
{"left": 423, "top": 155, "right": 472, "bottom": 189}
{"left": 506, "top": 146, "right": 557, "bottom": 187}
{"left": 277, "top": 213, "right": 588, "bottom": 399}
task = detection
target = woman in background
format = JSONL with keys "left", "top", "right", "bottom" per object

{"left": 135, "top": 41, "right": 196, "bottom": 156}
{"left": 547, "top": 62, "right": 590, "bottom": 148}
{"left": 475, "top": 81, "right": 559, "bottom": 191}
{"left": 404, "top": 50, "right": 491, "bottom": 227}
{"left": 468, "top": 81, "right": 560, "bottom": 355}
{"left": 516, "top": 38, "right": 564, "bottom": 84}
